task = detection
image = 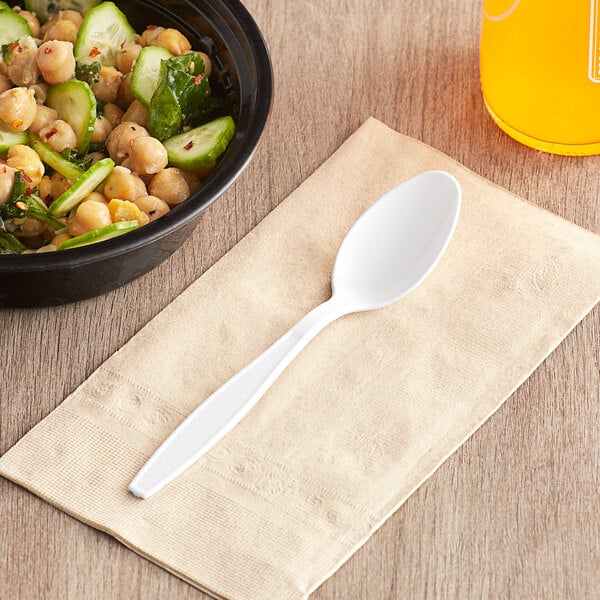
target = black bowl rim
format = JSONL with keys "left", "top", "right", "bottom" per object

{"left": 0, "top": 0, "right": 273, "bottom": 272}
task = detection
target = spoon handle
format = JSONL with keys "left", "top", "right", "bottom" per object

{"left": 129, "top": 297, "right": 347, "bottom": 499}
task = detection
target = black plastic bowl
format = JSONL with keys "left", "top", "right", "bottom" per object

{"left": 0, "top": 0, "right": 272, "bottom": 307}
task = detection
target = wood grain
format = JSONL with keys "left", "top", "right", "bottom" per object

{"left": 1, "top": 0, "right": 599, "bottom": 598}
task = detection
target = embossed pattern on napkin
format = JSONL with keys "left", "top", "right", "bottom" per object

{"left": 1, "top": 118, "right": 600, "bottom": 600}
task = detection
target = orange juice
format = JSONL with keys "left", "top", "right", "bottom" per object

{"left": 480, "top": 0, "right": 600, "bottom": 154}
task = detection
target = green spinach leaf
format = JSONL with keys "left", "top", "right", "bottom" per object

{"left": 0, "top": 171, "right": 65, "bottom": 231}
{"left": 148, "top": 52, "right": 213, "bottom": 140}
{"left": 75, "top": 60, "right": 101, "bottom": 86}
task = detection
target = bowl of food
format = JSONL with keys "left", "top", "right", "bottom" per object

{"left": 0, "top": 0, "right": 272, "bottom": 307}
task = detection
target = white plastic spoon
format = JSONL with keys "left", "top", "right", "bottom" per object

{"left": 129, "top": 170, "right": 462, "bottom": 499}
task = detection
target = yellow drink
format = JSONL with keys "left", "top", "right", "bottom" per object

{"left": 480, "top": 0, "right": 600, "bottom": 155}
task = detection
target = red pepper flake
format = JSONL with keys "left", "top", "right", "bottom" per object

{"left": 89, "top": 46, "right": 101, "bottom": 58}
{"left": 147, "top": 24, "right": 158, "bottom": 30}
{"left": 44, "top": 47, "right": 53, "bottom": 54}
{"left": 184, "top": 141, "right": 194, "bottom": 151}
{"left": 2, "top": 166, "right": 6, "bottom": 174}
{"left": 7, "top": 42, "right": 19, "bottom": 52}
{"left": 15, "top": 200, "right": 27, "bottom": 210}
{"left": 25, "top": 187, "right": 32, "bottom": 195}
{"left": 44, "top": 127, "right": 58, "bottom": 139}
{"left": 22, "top": 173, "right": 32, "bottom": 183}
{"left": 194, "top": 74, "right": 203, "bottom": 85}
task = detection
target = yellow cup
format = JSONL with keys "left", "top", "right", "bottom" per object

{"left": 480, "top": 0, "right": 600, "bottom": 155}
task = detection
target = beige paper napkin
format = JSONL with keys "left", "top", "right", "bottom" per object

{"left": 2, "top": 118, "right": 600, "bottom": 600}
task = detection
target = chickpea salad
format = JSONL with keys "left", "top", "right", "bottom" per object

{"left": 0, "top": 0, "right": 235, "bottom": 254}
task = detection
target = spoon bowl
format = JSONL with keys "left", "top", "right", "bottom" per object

{"left": 332, "top": 171, "right": 461, "bottom": 310}
{"left": 130, "top": 170, "right": 462, "bottom": 499}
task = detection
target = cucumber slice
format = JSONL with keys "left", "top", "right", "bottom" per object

{"left": 0, "top": 124, "right": 28, "bottom": 153}
{"left": 130, "top": 45, "right": 172, "bottom": 108}
{"left": 49, "top": 157, "right": 114, "bottom": 217}
{"left": 0, "top": 3, "right": 11, "bottom": 11}
{"left": 58, "top": 220, "right": 138, "bottom": 250}
{"left": 24, "top": 0, "right": 101, "bottom": 23}
{"left": 74, "top": 1, "right": 135, "bottom": 67}
{"left": 163, "top": 116, "right": 236, "bottom": 170}
{"left": 0, "top": 8, "right": 32, "bottom": 46}
{"left": 29, "top": 134, "right": 85, "bottom": 182}
{"left": 46, "top": 80, "right": 96, "bottom": 154}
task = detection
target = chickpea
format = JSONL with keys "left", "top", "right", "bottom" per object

{"left": 120, "top": 156, "right": 133, "bottom": 170}
{"left": 122, "top": 100, "right": 148, "bottom": 128}
{"left": 38, "top": 175, "right": 52, "bottom": 201}
{"left": 103, "top": 166, "right": 146, "bottom": 202}
{"left": 123, "top": 159, "right": 151, "bottom": 189}
{"left": 133, "top": 195, "right": 170, "bottom": 222}
{"left": 87, "top": 151, "right": 107, "bottom": 165}
{"left": 154, "top": 28, "right": 191, "bottom": 55}
{"left": 104, "top": 102, "right": 124, "bottom": 128}
{"left": 7, "top": 38, "right": 39, "bottom": 87}
{"left": 105, "top": 121, "right": 149, "bottom": 164}
{"left": 181, "top": 170, "right": 201, "bottom": 194}
{"left": 36, "top": 41, "right": 75, "bottom": 84}
{"left": 41, "top": 10, "right": 83, "bottom": 35}
{"left": 116, "top": 71, "right": 135, "bottom": 108}
{"left": 0, "top": 73, "right": 11, "bottom": 94}
{"left": 29, "top": 82, "right": 50, "bottom": 104}
{"left": 92, "top": 66, "right": 122, "bottom": 104}
{"left": 29, "top": 105, "right": 58, "bottom": 135}
{"left": 51, "top": 232, "right": 71, "bottom": 246}
{"left": 0, "top": 166, "right": 16, "bottom": 204}
{"left": 197, "top": 51, "right": 212, "bottom": 78}
{"left": 140, "top": 26, "right": 165, "bottom": 47}
{"left": 57, "top": 9, "right": 83, "bottom": 27}
{"left": 108, "top": 198, "right": 149, "bottom": 226}
{"left": 68, "top": 201, "right": 112, "bottom": 237}
{"left": 13, "top": 8, "right": 41, "bottom": 38}
{"left": 83, "top": 191, "right": 109, "bottom": 205}
{"left": 6, "top": 145, "right": 45, "bottom": 188}
{"left": 39, "top": 119, "right": 77, "bottom": 153}
{"left": 90, "top": 115, "right": 114, "bottom": 144}
{"left": 149, "top": 168, "right": 191, "bottom": 205}
{"left": 43, "top": 19, "right": 78, "bottom": 44}
{"left": 128, "top": 136, "right": 168, "bottom": 176}
{"left": 14, "top": 215, "right": 45, "bottom": 238}
{"left": 49, "top": 172, "right": 71, "bottom": 199}
{"left": 0, "top": 87, "right": 37, "bottom": 131}
{"left": 116, "top": 42, "right": 142, "bottom": 74}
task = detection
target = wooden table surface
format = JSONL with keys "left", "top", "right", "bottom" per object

{"left": 2, "top": 0, "right": 599, "bottom": 598}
